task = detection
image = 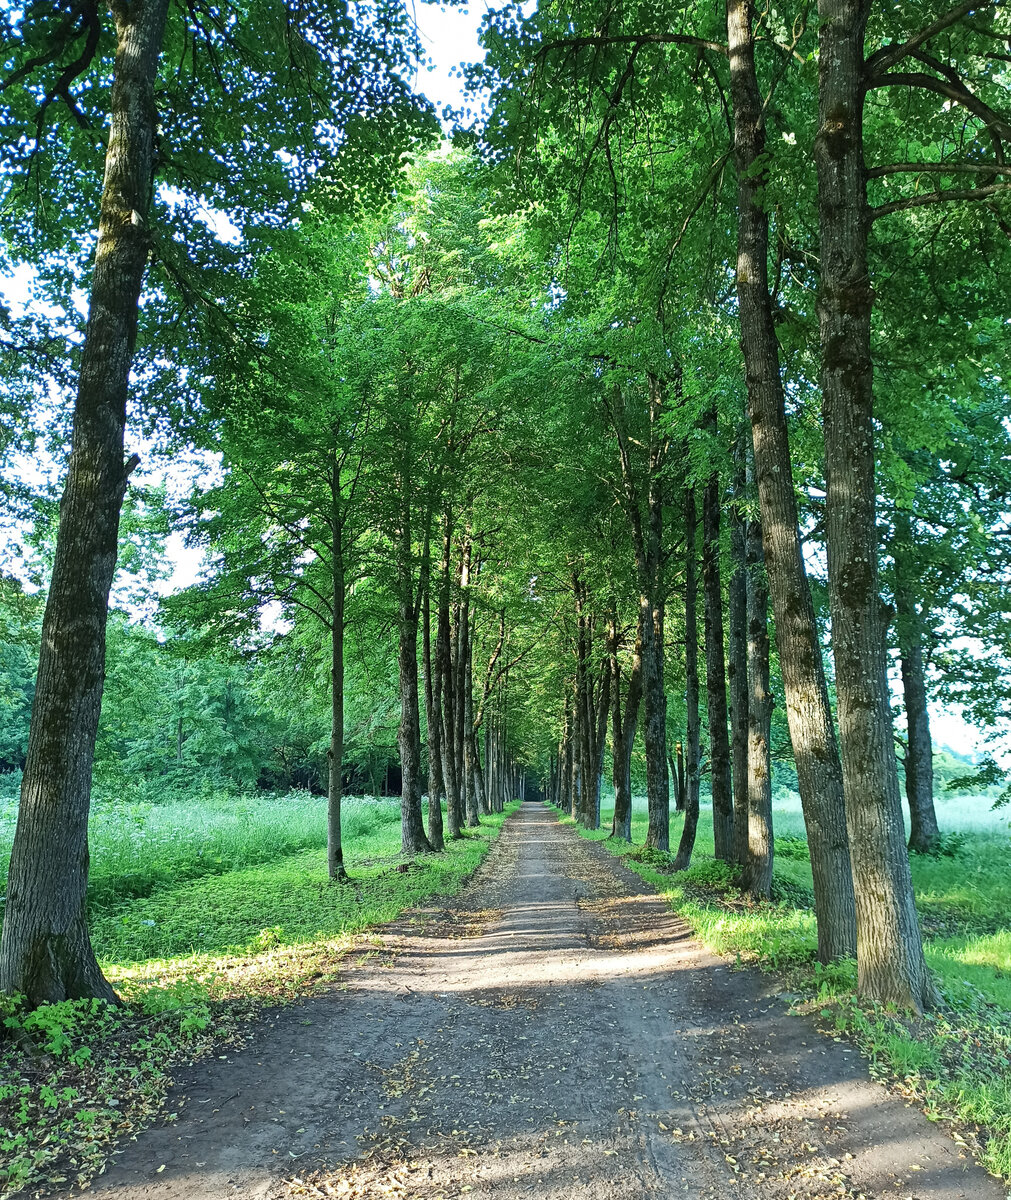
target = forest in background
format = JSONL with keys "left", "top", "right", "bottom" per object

{"left": 3, "top": 0, "right": 1011, "bottom": 1191}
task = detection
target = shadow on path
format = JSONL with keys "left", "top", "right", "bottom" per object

{"left": 86, "top": 804, "right": 1005, "bottom": 1200}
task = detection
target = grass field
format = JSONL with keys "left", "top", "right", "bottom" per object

{"left": 556, "top": 790, "right": 1011, "bottom": 1180}
{"left": 0, "top": 791, "right": 517, "bottom": 1199}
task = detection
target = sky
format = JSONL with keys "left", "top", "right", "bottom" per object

{"left": 0, "top": 3, "right": 996, "bottom": 762}
{"left": 411, "top": 2, "right": 487, "bottom": 117}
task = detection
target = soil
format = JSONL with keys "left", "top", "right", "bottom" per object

{"left": 84, "top": 803, "right": 1007, "bottom": 1200}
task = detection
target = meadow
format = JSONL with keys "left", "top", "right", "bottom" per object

{"left": 558, "top": 790, "right": 1011, "bottom": 1179}
{"left": 0, "top": 789, "right": 517, "bottom": 1198}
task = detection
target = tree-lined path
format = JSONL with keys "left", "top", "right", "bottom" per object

{"left": 88, "top": 805, "right": 999, "bottom": 1200}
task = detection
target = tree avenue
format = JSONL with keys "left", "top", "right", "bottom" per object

{"left": 2, "top": 0, "right": 1011, "bottom": 1057}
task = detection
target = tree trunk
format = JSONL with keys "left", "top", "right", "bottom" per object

{"left": 728, "top": 443, "right": 750, "bottom": 865}
{"left": 453, "top": 540, "right": 472, "bottom": 824}
{"left": 674, "top": 488, "right": 702, "bottom": 871}
{"left": 610, "top": 610, "right": 643, "bottom": 841}
{"left": 398, "top": 601, "right": 431, "bottom": 855}
{"left": 422, "top": 581, "right": 445, "bottom": 852}
{"left": 0, "top": 0, "right": 170, "bottom": 1007}
{"left": 815, "top": 0, "right": 934, "bottom": 1011}
{"left": 461, "top": 586, "right": 479, "bottom": 827}
{"left": 395, "top": 452, "right": 431, "bottom": 857}
{"left": 741, "top": 512, "right": 773, "bottom": 898}
{"left": 560, "top": 697, "right": 572, "bottom": 816}
{"left": 438, "top": 513, "right": 463, "bottom": 839}
{"left": 610, "top": 373, "right": 670, "bottom": 852}
{"left": 894, "top": 511, "right": 939, "bottom": 854}
{"left": 591, "top": 656, "right": 611, "bottom": 830}
{"left": 328, "top": 549, "right": 348, "bottom": 881}
{"left": 675, "top": 744, "right": 686, "bottom": 812}
{"left": 703, "top": 472, "right": 735, "bottom": 861}
{"left": 642, "top": 596, "right": 669, "bottom": 851}
{"left": 726, "top": 0, "right": 856, "bottom": 961}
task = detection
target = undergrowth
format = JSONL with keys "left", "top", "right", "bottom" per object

{"left": 0, "top": 795, "right": 519, "bottom": 1199}
{"left": 550, "top": 797, "right": 1011, "bottom": 1182}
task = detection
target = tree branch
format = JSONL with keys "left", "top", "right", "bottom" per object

{"left": 868, "top": 160, "right": 1011, "bottom": 178}
{"left": 871, "top": 180, "right": 1011, "bottom": 219}
{"left": 537, "top": 33, "right": 727, "bottom": 60}
{"left": 864, "top": 1, "right": 985, "bottom": 77}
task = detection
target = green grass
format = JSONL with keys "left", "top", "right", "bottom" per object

{"left": 554, "top": 792, "right": 1011, "bottom": 1181}
{"left": 0, "top": 789, "right": 401, "bottom": 905}
{"left": 0, "top": 791, "right": 519, "bottom": 1199}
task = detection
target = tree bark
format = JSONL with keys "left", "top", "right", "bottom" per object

{"left": 328, "top": 544, "right": 348, "bottom": 881}
{"left": 642, "top": 596, "right": 669, "bottom": 851}
{"left": 422, "top": 578, "right": 445, "bottom": 851}
{"left": 591, "top": 655, "right": 611, "bottom": 830}
{"left": 437, "top": 511, "right": 463, "bottom": 839}
{"left": 726, "top": 0, "right": 856, "bottom": 961}
{"left": 609, "top": 374, "right": 670, "bottom": 852}
{"left": 560, "top": 696, "right": 572, "bottom": 817}
{"left": 395, "top": 448, "right": 432, "bottom": 857}
{"left": 894, "top": 511, "right": 939, "bottom": 854}
{"left": 728, "top": 442, "right": 750, "bottom": 865}
{"left": 0, "top": 0, "right": 170, "bottom": 1006}
{"left": 674, "top": 488, "right": 702, "bottom": 871}
{"left": 461, "top": 582, "right": 479, "bottom": 827}
{"left": 610, "top": 609, "right": 643, "bottom": 841}
{"left": 703, "top": 471, "right": 735, "bottom": 861}
{"left": 741, "top": 511, "right": 773, "bottom": 898}
{"left": 815, "top": 0, "right": 934, "bottom": 1010}
{"left": 397, "top": 599, "right": 431, "bottom": 855}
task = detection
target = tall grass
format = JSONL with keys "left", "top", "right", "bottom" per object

{"left": 0, "top": 790, "right": 401, "bottom": 906}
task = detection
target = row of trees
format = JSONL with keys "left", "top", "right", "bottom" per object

{"left": 2, "top": 0, "right": 1011, "bottom": 1017}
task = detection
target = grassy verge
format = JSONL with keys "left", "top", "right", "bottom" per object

{"left": 0, "top": 795, "right": 519, "bottom": 1199}
{"left": 548, "top": 797, "right": 1011, "bottom": 1181}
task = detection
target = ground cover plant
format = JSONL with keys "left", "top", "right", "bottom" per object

{"left": 0, "top": 793, "right": 518, "bottom": 1199}
{"left": 549, "top": 792, "right": 1011, "bottom": 1180}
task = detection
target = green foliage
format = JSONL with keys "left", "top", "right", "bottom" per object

{"left": 0, "top": 793, "right": 518, "bottom": 1198}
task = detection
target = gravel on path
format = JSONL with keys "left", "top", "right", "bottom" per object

{"left": 86, "top": 802, "right": 1007, "bottom": 1200}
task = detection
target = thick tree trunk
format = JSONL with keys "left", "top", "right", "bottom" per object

{"left": 816, "top": 0, "right": 934, "bottom": 1011}
{"left": 894, "top": 512, "right": 939, "bottom": 854}
{"left": 728, "top": 445, "right": 750, "bottom": 865}
{"left": 674, "top": 488, "right": 702, "bottom": 871}
{"left": 0, "top": 0, "right": 170, "bottom": 1006}
{"left": 726, "top": 0, "right": 856, "bottom": 961}
{"left": 422, "top": 583, "right": 445, "bottom": 852}
{"left": 703, "top": 473, "right": 735, "bottom": 861}
{"left": 741, "top": 514, "right": 773, "bottom": 898}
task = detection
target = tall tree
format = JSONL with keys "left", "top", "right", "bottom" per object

{"left": 724, "top": 0, "right": 857, "bottom": 961}
{"left": 0, "top": 0, "right": 432, "bottom": 1005}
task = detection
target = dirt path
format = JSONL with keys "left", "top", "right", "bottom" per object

{"left": 86, "top": 803, "right": 1006, "bottom": 1200}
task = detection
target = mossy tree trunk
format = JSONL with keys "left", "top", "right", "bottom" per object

{"left": 815, "top": 0, "right": 934, "bottom": 1010}
{"left": 0, "top": 0, "right": 170, "bottom": 1007}
{"left": 725, "top": 0, "right": 856, "bottom": 961}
